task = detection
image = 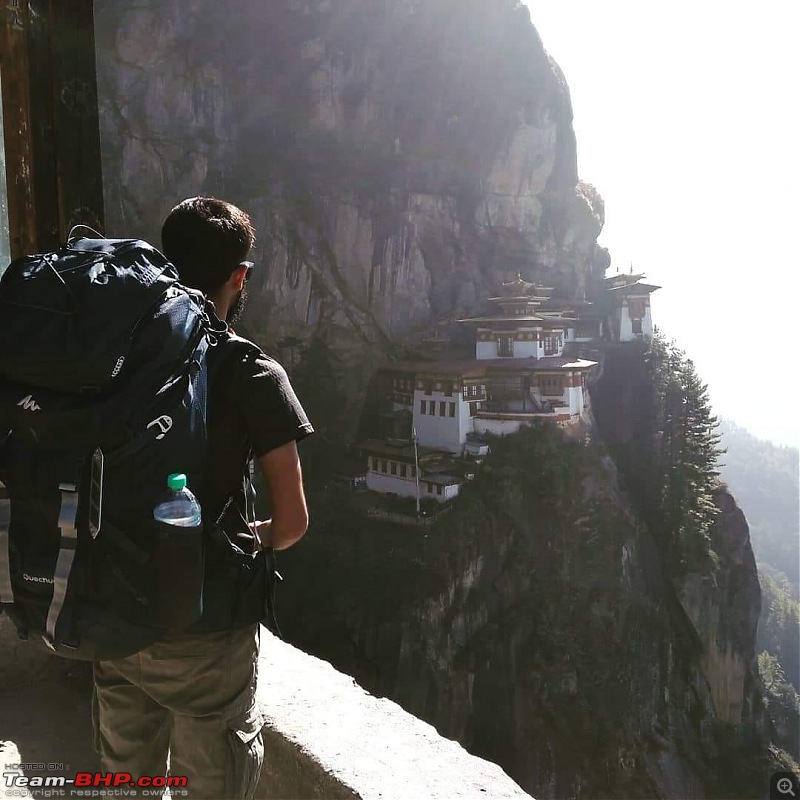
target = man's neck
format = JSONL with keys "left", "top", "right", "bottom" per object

{"left": 207, "top": 294, "right": 230, "bottom": 323}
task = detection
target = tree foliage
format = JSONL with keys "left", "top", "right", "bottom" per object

{"left": 758, "top": 650, "right": 800, "bottom": 761}
{"left": 758, "top": 571, "right": 800, "bottom": 694}
{"left": 643, "top": 332, "right": 725, "bottom": 572}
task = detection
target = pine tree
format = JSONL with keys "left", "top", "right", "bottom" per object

{"left": 644, "top": 332, "right": 724, "bottom": 571}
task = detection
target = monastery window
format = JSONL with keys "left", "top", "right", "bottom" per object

{"left": 439, "top": 401, "right": 446, "bottom": 416}
{"left": 541, "top": 376, "right": 563, "bottom": 396}
{"left": 544, "top": 337, "right": 557, "bottom": 355}
{"left": 465, "top": 384, "right": 485, "bottom": 399}
{"left": 401, "top": 464, "right": 408, "bottom": 478}
{"left": 426, "top": 482, "right": 434, "bottom": 494}
{"left": 497, "top": 335, "right": 514, "bottom": 357}
{"left": 628, "top": 298, "right": 647, "bottom": 319}
{"left": 632, "top": 318, "right": 643, "bottom": 335}
{"left": 391, "top": 462, "right": 398, "bottom": 476}
{"left": 380, "top": 459, "right": 388, "bottom": 473}
{"left": 420, "top": 400, "right": 426, "bottom": 415}
{"left": 436, "top": 485, "right": 443, "bottom": 496}
{"left": 449, "top": 403, "right": 456, "bottom": 418}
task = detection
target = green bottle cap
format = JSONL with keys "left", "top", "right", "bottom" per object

{"left": 167, "top": 473, "right": 187, "bottom": 491}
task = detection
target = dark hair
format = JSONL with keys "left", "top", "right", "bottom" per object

{"left": 161, "top": 197, "right": 256, "bottom": 294}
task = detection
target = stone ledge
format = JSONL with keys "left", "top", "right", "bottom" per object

{"left": 1, "top": 617, "right": 531, "bottom": 799}
{"left": 257, "top": 629, "right": 532, "bottom": 800}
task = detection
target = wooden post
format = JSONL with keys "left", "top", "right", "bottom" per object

{"left": 1, "top": 0, "right": 37, "bottom": 258}
{"left": 1, "top": 0, "right": 103, "bottom": 261}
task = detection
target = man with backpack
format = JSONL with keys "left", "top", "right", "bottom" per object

{"left": 91, "top": 197, "right": 313, "bottom": 798}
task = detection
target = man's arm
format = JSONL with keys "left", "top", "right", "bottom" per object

{"left": 253, "top": 440, "right": 309, "bottom": 551}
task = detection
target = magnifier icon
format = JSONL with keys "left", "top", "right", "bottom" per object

{"left": 778, "top": 778, "right": 796, "bottom": 796}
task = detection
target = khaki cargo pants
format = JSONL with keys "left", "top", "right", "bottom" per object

{"left": 92, "top": 624, "right": 264, "bottom": 800}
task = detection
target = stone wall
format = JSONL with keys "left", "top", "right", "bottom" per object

{"left": 0, "top": 618, "right": 530, "bottom": 799}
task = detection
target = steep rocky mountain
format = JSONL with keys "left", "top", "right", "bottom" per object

{"left": 93, "top": 2, "right": 788, "bottom": 797}
{"left": 95, "top": 0, "right": 607, "bottom": 424}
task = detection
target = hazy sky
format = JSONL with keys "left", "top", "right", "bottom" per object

{"left": 524, "top": 0, "right": 799, "bottom": 448}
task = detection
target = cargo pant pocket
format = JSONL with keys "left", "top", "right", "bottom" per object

{"left": 225, "top": 702, "right": 265, "bottom": 800}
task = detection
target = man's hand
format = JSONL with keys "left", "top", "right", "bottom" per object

{"left": 256, "top": 441, "right": 308, "bottom": 550}
{"left": 250, "top": 519, "right": 273, "bottom": 550}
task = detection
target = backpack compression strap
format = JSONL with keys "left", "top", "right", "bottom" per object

{"left": 43, "top": 483, "right": 80, "bottom": 649}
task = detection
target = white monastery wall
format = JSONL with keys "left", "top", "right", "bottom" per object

{"left": 513, "top": 339, "right": 538, "bottom": 358}
{"left": 473, "top": 417, "right": 524, "bottom": 437}
{"left": 566, "top": 385, "right": 584, "bottom": 415}
{"left": 443, "top": 483, "right": 460, "bottom": 501}
{"left": 619, "top": 307, "right": 634, "bottom": 341}
{"left": 413, "top": 389, "right": 466, "bottom": 452}
{"left": 642, "top": 305, "right": 654, "bottom": 337}
{"left": 420, "top": 480, "right": 460, "bottom": 502}
{"left": 619, "top": 301, "right": 653, "bottom": 341}
{"left": 458, "top": 396, "right": 473, "bottom": 443}
{"left": 476, "top": 341, "right": 498, "bottom": 360}
{"left": 367, "top": 470, "right": 419, "bottom": 499}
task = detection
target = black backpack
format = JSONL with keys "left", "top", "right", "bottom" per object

{"left": 0, "top": 235, "right": 273, "bottom": 660}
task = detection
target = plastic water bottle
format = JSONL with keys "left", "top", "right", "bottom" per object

{"left": 153, "top": 473, "right": 203, "bottom": 629}
{"left": 153, "top": 473, "right": 202, "bottom": 526}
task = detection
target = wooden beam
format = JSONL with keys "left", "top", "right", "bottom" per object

{"left": 1, "top": 0, "right": 37, "bottom": 258}
{"left": 0, "top": 0, "right": 103, "bottom": 259}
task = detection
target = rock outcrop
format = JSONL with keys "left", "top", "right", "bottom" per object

{"left": 276, "top": 420, "right": 775, "bottom": 799}
{"left": 94, "top": 0, "right": 607, "bottom": 424}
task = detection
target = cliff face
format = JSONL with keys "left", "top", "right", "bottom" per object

{"left": 276, "top": 419, "right": 774, "bottom": 799}
{"left": 93, "top": 4, "right": 777, "bottom": 798}
{"left": 94, "top": 0, "right": 607, "bottom": 414}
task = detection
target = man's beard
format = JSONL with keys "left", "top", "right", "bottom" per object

{"left": 227, "top": 285, "right": 248, "bottom": 324}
